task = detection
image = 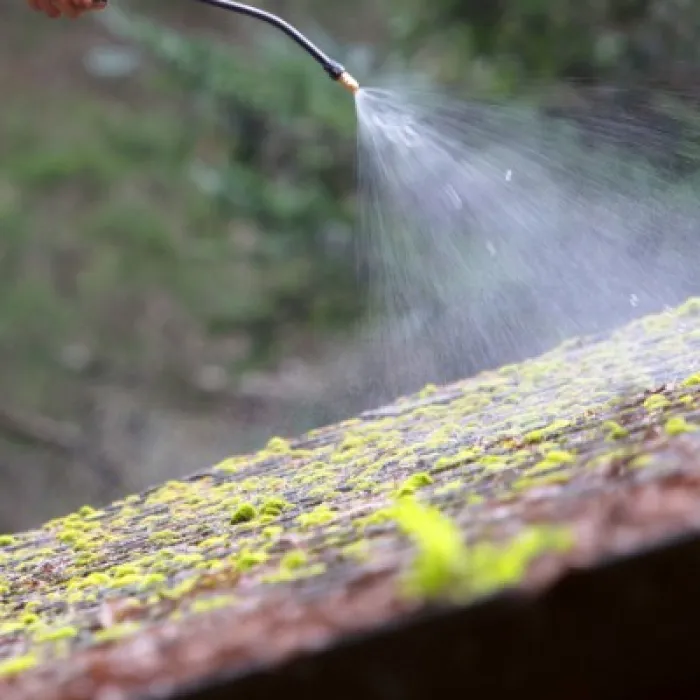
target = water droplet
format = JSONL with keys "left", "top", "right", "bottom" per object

{"left": 505, "top": 169, "right": 513, "bottom": 181}
{"left": 445, "top": 185, "right": 462, "bottom": 210}
{"left": 629, "top": 294, "right": 639, "bottom": 307}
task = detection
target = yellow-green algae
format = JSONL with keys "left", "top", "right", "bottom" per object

{"left": 1, "top": 300, "right": 700, "bottom": 679}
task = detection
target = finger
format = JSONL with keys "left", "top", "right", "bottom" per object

{"left": 44, "top": 0, "right": 62, "bottom": 18}
{"left": 54, "top": 0, "right": 76, "bottom": 17}
{"left": 30, "top": 0, "right": 55, "bottom": 15}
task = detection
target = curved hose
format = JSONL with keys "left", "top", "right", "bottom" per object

{"left": 192, "top": 0, "right": 359, "bottom": 92}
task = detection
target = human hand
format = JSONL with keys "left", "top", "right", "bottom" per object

{"left": 27, "top": 0, "right": 107, "bottom": 19}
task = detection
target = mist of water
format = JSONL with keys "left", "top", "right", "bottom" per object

{"left": 324, "top": 80, "right": 700, "bottom": 412}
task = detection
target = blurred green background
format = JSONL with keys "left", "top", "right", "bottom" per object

{"left": 1, "top": 0, "right": 700, "bottom": 529}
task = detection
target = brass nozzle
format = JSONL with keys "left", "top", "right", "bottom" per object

{"left": 338, "top": 71, "right": 360, "bottom": 94}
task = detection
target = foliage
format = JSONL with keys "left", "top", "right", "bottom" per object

{"left": 1, "top": 4, "right": 366, "bottom": 412}
{"left": 390, "top": 0, "right": 700, "bottom": 89}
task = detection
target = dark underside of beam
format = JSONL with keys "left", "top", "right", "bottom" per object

{"left": 152, "top": 530, "right": 700, "bottom": 700}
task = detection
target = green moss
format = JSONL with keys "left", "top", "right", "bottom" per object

{"left": 0, "top": 653, "right": 38, "bottom": 677}
{"left": 112, "top": 564, "right": 141, "bottom": 578}
{"left": 93, "top": 622, "right": 142, "bottom": 644}
{"left": 391, "top": 498, "right": 470, "bottom": 598}
{"left": 148, "top": 529, "right": 179, "bottom": 545}
{"left": 392, "top": 498, "right": 572, "bottom": 601}
{"left": 643, "top": 394, "right": 671, "bottom": 411}
{"left": 524, "top": 419, "right": 571, "bottom": 444}
{"left": 33, "top": 625, "right": 79, "bottom": 643}
{"left": 681, "top": 372, "right": 700, "bottom": 388}
{"left": 190, "top": 595, "right": 237, "bottom": 614}
{"left": 262, "top": 525, "right": 284, "bottom": 540}
{"left": 170, "top": 553, "right": 203, "bottom": 567}
{"left": 677, "top": 297, "right": 700, "bottom": 316}
{"left": 630, "top": 455, "right": 653, "bottom": 469}
{"left": 603, "top": 420, "right": 629, "bottom": 440}
{"left": 0, "top": 534, "right": 17, "bottom": 547}
{"left": 541, "top": 450, "right": 575, "bottom": 464}
{"left": 265, "top": 436, "right": 291, "bottom": 453}
{"left": 236, "top": 550, "right": 268, "bottom": 571}
{"left": 297, "top": 504, "right": 335, "bottom": 529}
{"left": 396, "top": 472, "right": 434, "bottom": 497}
{"left": 433, "top": 448, "right": 481, "bottom": 473}
{"left": 665, "top": 416, "right": 697, "bottom": 436}
{"left": 478, "top": 455, "right": 508, "bottom": 470}
{"left": 355, "top": 508, "right": 394, "bottom": 530}
{"left": 435, "top": 480, "right": 465, "bottom": 496}
{"left": 56, "top": 529, "right": 83, "bottom": 545}
{"left": 71, "top": 572, "right": 112, "bottom": 589}
{"left": 75, "top": 553, "right": 97, "bottom": 566}
{"left": 260, "top": 498, "right": 289, "bottom": 517}
{"left": 280, "top": 550, "right": 308, "bottom": 570}
{"left": 231, "top": 503, "right": 257, "bottom": 524}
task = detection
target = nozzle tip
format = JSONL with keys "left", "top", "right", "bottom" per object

{"left": 338, "top": 71, "right": 360, "bottom": 94}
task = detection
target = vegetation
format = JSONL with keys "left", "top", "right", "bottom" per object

{"left": 3, "top": 0, "right": 700, "bottom": 527}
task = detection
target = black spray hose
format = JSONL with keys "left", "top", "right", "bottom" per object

{"left": 191, "top": 0, "right": 360, "bottom": 93}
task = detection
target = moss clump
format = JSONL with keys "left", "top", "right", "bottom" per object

{"left": 392, "top": 498, "right": 572, "bottom": 601}
{"left": 260, "top": 498, "right": 289, "bottom": 517}
{"left": 433, "top": 448, "right": 481, "bottom": 473}
{"left": 677, "top": 297, "right": 700, "bottom": 316}
{"left": 262, "top": 525, "right": 283, "bottom": 540}
{"left": 392, "top": 498, "right": 470, "bottom": 598}
{"left": 236, "top": 550, "right": 268, "bottom": 571}
{"left": 148, "top": 530, "right": 179, "bottom": 545}
{"left": 418, "top": 383, "right": 439, "bottom": 398}
{"left": 541, "top": 450, "right": 575, "bottom": 465}
{"left": 231, "top": 503, "right": 257, "bottom": 524}
{"left": 643, "top": 394, "right": 671, "bottom": 411}
{"left": 355, "top": 508, "right": 394, "bottom": 530}
{"left": 396, "top": 472, "right": 434, "bottom": 497}
{"left": 33, "top": 625, "right": 79, "bottom": 643}
{"left": 0, "top": 535, "right": 16, "bottom": 547}
{"left": 523, "top": 420, "right": 571, "bottom": 444}
{"left": 297, "top": 505, "right": 335, "bottom": 529}
{"left": 190, "top": 595, "right": 237, "bottom": 615}
{"left": 280, "top": 550, "right": 308, "bottom": 570}
{"left": 93, "top": 622, "right": 141, "bottom": 644}
{"left": 0, "top": 653, "right": 38, "bottom": 677}
{"left": 112, "top": 564, "right": 141, "bottom": 578}
{"left": 603, "top": 420, "right": 629, "bottom": 440}
{"left": 70, "top": 572, "right": 111, "bottom": 589}
{"left": 197, "top": 536, "right": 227, "bottom": 550}
{"left": 681, "top": 372, "right": 700, "bottom": 388}
{"left": 665, "top": 416, "right": 697, "bottom": 436}
{"left": 265, "top": 436, "right": 291, "bottom": 453}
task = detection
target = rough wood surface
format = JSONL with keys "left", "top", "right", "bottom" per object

{"left": 1, "top": 299, "right": 700, "bottom": 699}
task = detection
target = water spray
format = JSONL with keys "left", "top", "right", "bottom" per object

{"left": 192, "top": 0, "right": 360, "bottom": 94}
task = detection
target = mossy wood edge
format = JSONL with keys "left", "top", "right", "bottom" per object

{"left": 2, "top": 298, "right": 700, "bottom": 699}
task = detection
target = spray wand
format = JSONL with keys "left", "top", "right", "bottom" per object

{"left": 191, "top": 1, "right": 359, "bottom": 93}
{"left": 77, "top": 0, "right": 360, "bottom": 93}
